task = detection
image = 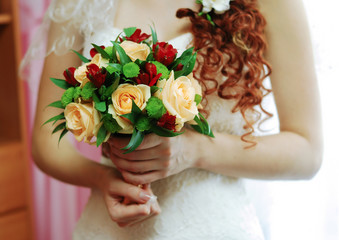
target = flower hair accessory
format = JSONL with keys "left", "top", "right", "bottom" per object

{"left": 196, "top": 0, "right": 234, "bottom": 26}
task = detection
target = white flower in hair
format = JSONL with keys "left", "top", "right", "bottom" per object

{"left": 201, "top": 0, "right": 233, "bottom": 14}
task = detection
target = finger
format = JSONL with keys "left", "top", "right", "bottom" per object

{"left": 110, "top": 143, "right": 170, "bottom": 161}
{"left": 112, "top": 156, "right": 168, "bottom": 173}
{"left": 136, "top": 133, "right": 165, "bottom": 150}
{"left": 106, "top": 198, "right": 151, "bottom": 223}
{"left": 112, "top": 180, "right": 152, "bottom": 203}
{"left": 107, "top": 135, "right": 131, "bottom": 149}
{"left": 121, "top": 170, "right": 166, "bottom": 185}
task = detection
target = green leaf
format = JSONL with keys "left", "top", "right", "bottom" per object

{"left": 52, "top": 122, "right": 66, "bottom": 134}
{"left": 106, "top": 63, "right": 122, "bottom": 74}
{"left": 150, "top": 25, "right": 158, "bottom": 45}
{"left": 174, "top": 52, "right": 197, "bottom": 78}
{"left": 111, "top": 41, "right": 132, "bottom": 65}
{"left": 123, "top": 62, "right": 140, "bottom": 78}
{"left": 122, "top": 128, "right": 145, "bottom": 154}
{"left": 195, "top": 94, "right": 202, "bottom": 106}
{"left": 42, "top": 113, "right": 65, "bottom": 126}
{"left": 124, "top": 27, "right": 137, "bottom": 37}
{"left": 81, "top": 82, "right": 97, "bottom": 100}
{"left": 121, "top": 100, "right": 142, "bottom": 124}
{"left": 151, "top": 86, "right": 159, "bottom": 95}
{"left": 72, "top": 50, "right": 90, "bottom": 63}
{"left": 58, "top": 129, "right": 69, "bottom": 145}
{"left": 104, "top": 46, "right": 113, "bottom": 58}
{"left": 150, "top": 61, "right": 169, "bottom": 80}
{"left": 206, "top": 13, "right": 215, "bottom": 26}
{"left": 104, "top": 75, "right": 120, "bottom": 97}
{"left": 50, "top": 78, "right": 72, "bottom": 90}
{"left": 96, "top": 124, "right": 107, "bottom": 147}
{"left": 198, "top": 112, "right": 214, "bottom": 137}
{"left": 150, "top": 125, "right": 184, "bottom": 137}
{"left": 195, "top": 0, "right": 203, "bottom": 4}
{"left": 102, "top": 114, "right": 122, "bottom": 133}
{"left": 92, "top": 93, "right": 106, "bottom": 112}
{"left": 92, "top": 43, "right": 111, "bottom": 60}
{"left": 48, "top": 100, "right": 64, "bottom": 109}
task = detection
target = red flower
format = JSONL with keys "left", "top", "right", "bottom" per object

{"left": 90, "top": 45, "right": 105, "bottom": 58}
{"left": 86, "top": 64, "right": 107, "bottom": 88}
{"left": 124, "top": 29, "right": 151, "bottom": 43}
{"left": 134, "top": 63, "right": 162, "bottom": 87}
{"left": 63, "top": 67, "right": 78, "bottom": 86}
{"left": 153, "top": 42, "right": 178, "bottom": 66}
{"left": 157, "top": 112, "right": 177, "bottom": 131}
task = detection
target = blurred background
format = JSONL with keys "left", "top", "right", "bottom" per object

{"left": 0, "top": 0, "right": 338, "bottom": 239}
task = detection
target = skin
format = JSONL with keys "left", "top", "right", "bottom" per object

{"left": 32, "top": 0, "right": 323, "bottom": 227}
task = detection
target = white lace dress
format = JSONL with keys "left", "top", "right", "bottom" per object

{"left": 72, "top": 27, "right": 266, "bottom": 239}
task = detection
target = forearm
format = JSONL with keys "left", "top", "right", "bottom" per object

{"left": 32, "top": 126, "right": 108, "bottom": 189}
{"left": 193, "top": 131, "right": 322, "bottom": 180}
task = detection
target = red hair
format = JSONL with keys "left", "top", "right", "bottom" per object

{"left": 177, "top": 0, "right": 272, "bottom": 146}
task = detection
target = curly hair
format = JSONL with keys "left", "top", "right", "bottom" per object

{"left": 177, "top": 0, "right": 272, "bottom": 146}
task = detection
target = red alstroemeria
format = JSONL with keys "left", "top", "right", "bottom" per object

{"left": 153, "top": 42, "right": 178, "bottom": 66}
{"left": 134, "top": 63, "right": 162, "bottom": 87}
{"left": 63, "top": 67, "right": 78, "bottom": 86}
{"left": 90, "top": 45, "right": 105, "bottom": 58}
{"left": 175, "top": 63, "right": 184, "bottom": 71}
{"left": 157, "top": 112, "right": 177, "bottom": 132}
{"left": 124, "top": 29, "right": 151, "bottom": 43}
{"left": 86, "top": 64, "right": 107, "bottom": 88}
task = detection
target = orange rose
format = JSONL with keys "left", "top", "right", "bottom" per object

{"left": 64, "top": 102, "right": 104, "bottom": 144}
{"left": 155, "top": 71, "right": 201, "bottom": 131}
{"left": 108, "top": 84, "right": 151, "bottom": 133}
{"left": 119, "top": 40, "right": 150, "bottom": 62}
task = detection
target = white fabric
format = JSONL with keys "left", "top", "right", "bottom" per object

{"left": 73, "top": 30, "right": 268, "bottom": 239}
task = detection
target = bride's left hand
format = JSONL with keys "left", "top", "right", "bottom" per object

{"left": 103, "top": 131, "right": 199, "bottom": 185}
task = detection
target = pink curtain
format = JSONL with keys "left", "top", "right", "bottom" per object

{"left": 19, "top": 1, "right": 100, "bottom": 239}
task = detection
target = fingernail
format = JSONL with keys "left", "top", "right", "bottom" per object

{"left": 139, "top": 192, "right": 151, "bottom": 202}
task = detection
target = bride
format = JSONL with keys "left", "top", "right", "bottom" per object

{"left": 29, "top": 0, "right": 323, "bottom": 239}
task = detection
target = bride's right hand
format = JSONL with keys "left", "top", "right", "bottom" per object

{"left": 98, "top": 167, "right": 161, "bottom": 227}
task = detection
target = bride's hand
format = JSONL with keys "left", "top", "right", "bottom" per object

{"left": 99, "top": 167, "right": 161, "bottom": 227}
{"left": 104, "top": 131, "right": 199, "bottom": 185}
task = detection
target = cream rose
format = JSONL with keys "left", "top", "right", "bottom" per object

{"left": 119, "top": 40, "right": 150, "bottom": 62}
{"left": 108, "top": 84, "right": 151, "bottom": 133}
{"left": 74, "top": 53, "right": 109, "bottom": 87}
{"left": 201, "top": 0, "right": 233, "bottom": 14}
{"left": 155, "top": 71, "right": 201, "bottom": 131}
{"left": 64, "top": 102, "right": 103, "bottom": 144}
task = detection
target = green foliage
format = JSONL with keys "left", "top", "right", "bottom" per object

{"left": 92, "top": 43, "right": 111, "bottom": 59}
{"left": 81, "top": 82, "right": 96, "bottom": 100}
{"left": 104, "top": 46, "right": 113, "bottom": 58}
{"left": 72, "top": 50, "right": 90, "bottom": 63}
{"left": 42, "top": 113, "right": 65, "bottom": 126}
{"left": 48, "top": 100, "right": 64, "bottom": 109}
{"left": 150, "top": 61, "right": 169, "bottom": 80}
{"left": 123, "top": 62, "right": 140, "bottom": 78}
{"left": 111, "top": 41, "right": 132, "bottom": 65}
{"left": 146, "top": 97, "right": 166, "bottom": 119}
{"left": 121, "top": 100, "right": 142, "bottom": 124}
{"left": 121, "top": 128, "right": 144, "bottom": 154}
{"left": 195, "top": 94, "right": 202, "bottom": 106}
{"left": 73, "top": 87, "right": 82, "bottom": 99}
{"left": 92, "top": 93, "right": 106, "bottom": 112}
{"left": 52, "top": 122, "right": 66, "bottom": 134}
{"left": 96, "top": 124, "right": 107, "bottom": 147}
{"left": 106, "top": 63, "right": 122, "bottom": 74}
{"left": 150, "top": 125, "right": 184, "bottom": 137}
{"left": 135, "top": 116, "right": 152, "bottom": 132}
{"left": 61, "top": 87, "right": 75, "bottom": 107}
{"left": 191, "top": 113, "right": 214, "bottom": 137}
{"left": 58, "top": 129, "right": 69, "bottom": 145}
{"left": 50, "top": 78, "right": 72, "bottom": 90}
{"left": 150, "top": 25, "right": 158, "bottom": 45}
{"left": 124, "top": 27, "right": 137, "bottom": 37}
{"left": 102, "top": 114, "right": 122, "bottom": 133}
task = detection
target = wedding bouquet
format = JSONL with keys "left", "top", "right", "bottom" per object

{"left": 44, "top": 27, "right": 214, "bottom": 153}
